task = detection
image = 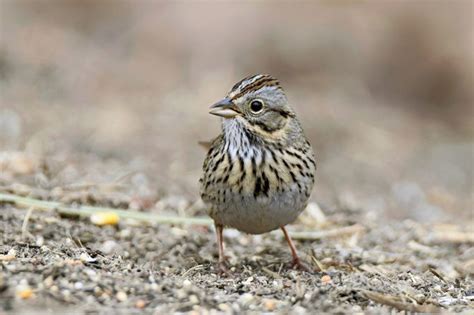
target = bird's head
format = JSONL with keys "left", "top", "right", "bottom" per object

{"left": 209, "top": 74, "right": 299, "bottom": 141}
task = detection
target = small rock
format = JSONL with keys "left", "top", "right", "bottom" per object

{"left": 243, "top": 277, "right": 254, "bottom": 285}
{"left": 263, "top": 298, "right": 278, "bottom": 311}
{"left": 74, "top": 282, "right": 84, "bottom": 290}
{"left": 36, "top": 236, "right": 44, "bottom": 247}
{"left": 135, "top": 299, "right": 147, "bottom": 309}
{"left": 238, "top": 293, "right": 254, "bottom": 306}
{"left": 321, "top": 275, "right": 332, "bottom": 285}
{"left": 43, "top": 276, "right": 54, "bottom": 288}
{"left": 16, "top": 286, "right": 33, "bottom": 299}
{"left": 101, "top": 240, "right": 118, "bottom": 255}
{"left": 116, "top": 291, "right": 128, "bottom": 302}
{"left": 119, "top": 229, "right": 132, "bottom": 240}
{"left": 182, "top": 279, "right": 192, "bottom": 289}
{"left": 218, "top": 303, "right": 231, "bottom": 311}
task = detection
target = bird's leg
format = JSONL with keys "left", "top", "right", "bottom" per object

{"left": 281, "top": 226, "right": 312, "bottom": 272}
{"left": 215, "top": 223, "right": 230, "bottom": 275}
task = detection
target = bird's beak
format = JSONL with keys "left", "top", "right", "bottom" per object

{"left": 209, "top": 98, "right": 240, "bottom": 118}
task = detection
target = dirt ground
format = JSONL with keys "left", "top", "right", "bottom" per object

{"left": 0, "top": 199, "right": 472, "bottom": 314}
{"left": 1, "top": 1, "right": 473, "bottom": 314}
{"left": 0, "top": 158, "right": 473, "bottom": 314}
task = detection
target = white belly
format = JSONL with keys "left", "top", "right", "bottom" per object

{"left": 208, "top": 184, "right": 310, "bottom": 234}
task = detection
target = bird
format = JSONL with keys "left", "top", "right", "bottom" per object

{"left": 199, "top": 74, "right": 316, "bottom": 273}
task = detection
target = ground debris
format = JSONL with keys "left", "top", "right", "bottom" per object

{"left": 362, "top": 290, "right": 441, "bottom": 313}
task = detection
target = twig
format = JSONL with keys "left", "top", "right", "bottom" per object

{"left": 362, "top": 290, "right": 440, "bottom": 313}
{"left": 261, "top": 266, "right": 282, "bottom": 279}
{"left": 0, "top": 193, "right": 213, "bottom": 226}
{"left": 289, "top": 224, "right": 366, "bottom": 240}
{"left": 21, "top": 207, "right": 34, "bottom": 240}
{"left": 181, "top": 264, "right": 205, "bottom": 277}
{"left": 428, "top": 267, "right": 447, "bottom": 283}
{"left": 429, "top": 230, "right": 474, "bottom": 244}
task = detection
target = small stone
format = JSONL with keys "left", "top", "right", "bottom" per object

{"left": 43, "top": 276, "right": 54, "bottom": 287}
{"left": 189, "top": 294, "right": 199, "bottom": 304}
{"left": 116, "top": 291, "right": 128, "bottom": 302}
{"left": 74, "top": 282, "right": 84, "bottom": 290}
{"left": 263, "top": 298, "right": 277, "bottom": 311}
{"left": 17, "top": 287, "right": 33, "bottom": 299}
{"left": 218, "top": 303, "right": 230, "bottom": 311}
{"left": 101, "top": 240, "right": 118, "bottom": 254}
{"left": 135, "top": 299, "right": 147, "bottom": 309}
{"left": 35, "top": 236, "right": 44, "bottom": 247}
{"left": 182, "top": 279, "right": 192, "bottom": 289}
{"left": 176, "top": 289, "right": 187, "bottom": 299}
{"left": 243, "top": 277, "right": 254, "bottom": 285}
{"left": 239, "top": 293, "right": 254, "bottom": 306}
{"left": 321, "top": 275, "right": 332, "bottom": 285}
{"left": 119, "top": 229, "right": 132, "bottom": 240}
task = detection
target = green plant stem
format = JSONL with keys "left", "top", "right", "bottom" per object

{"left": 0, "top": 193, "right": 213, "bottom": 226}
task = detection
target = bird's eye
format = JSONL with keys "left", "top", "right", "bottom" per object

{"left": 249, "top": 100, "right": 264, "bottom": 113}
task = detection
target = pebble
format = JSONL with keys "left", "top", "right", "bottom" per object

{"left": 262, "top": 298, "right": 278, "bottom": 311}
{"left": 16, "top": 285, "right": 33, "bottom": 299}
{"left": 119, "top": 229, "right": 132, "bottom": 240}
{"left": 182, "top": 279, "right": 192, "bottom": 289}
{"left": 189, "top": 294, "right": 199, "bottom": 304}
{"left": 243, "top": 277, "right": 254, "bottom": 285}
{"left": 35, "top": 236, "right": 44, "bottom": 247}
{"left": 116, "top": 291, "right": 128, "bottom": 302}
{"left": 238, "top": 293, "right": 254, "bottom": 306}
{"left": 135, "top": 299, "right": 147, "bottom": 309}
{"left": 321, "top": 275, "right": 332, "bottom": 285}
{"left": 218, "top": 303, "right": 231, "bottom": 311}
{"left": 43, "top": 276, "right": 54, "bottom": 287}
{"left": 101, "top": 240, "right": 119, "bottom": 254}
{"left": 74, "top": 282, "right": 84, "bottom": 290}
{"left": 176, "top": 289, "right": 187, "bottom": 299}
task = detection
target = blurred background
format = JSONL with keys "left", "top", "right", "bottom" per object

{"left": 1, "top": 1, "right": 472, "bottom": 224}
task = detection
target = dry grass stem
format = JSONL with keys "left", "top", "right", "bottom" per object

{"left": 21, "top": 206, "right": 34, "bottom": 240}
{"left": 289, "top": 224, "right": 366, "bottom": 240}
{"left": 0, "top": 193, "right": 213, "bottom": 226}
{"left": 362, "top": 290, "right": 440, "bottom": 313}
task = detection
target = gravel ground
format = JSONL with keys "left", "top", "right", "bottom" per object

{"left": 1, "top": 193, "right": 472, "bottom": 314}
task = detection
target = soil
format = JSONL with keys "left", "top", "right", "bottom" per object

{"left": 0, "top": 187, "right": 472, "bottom": 314}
